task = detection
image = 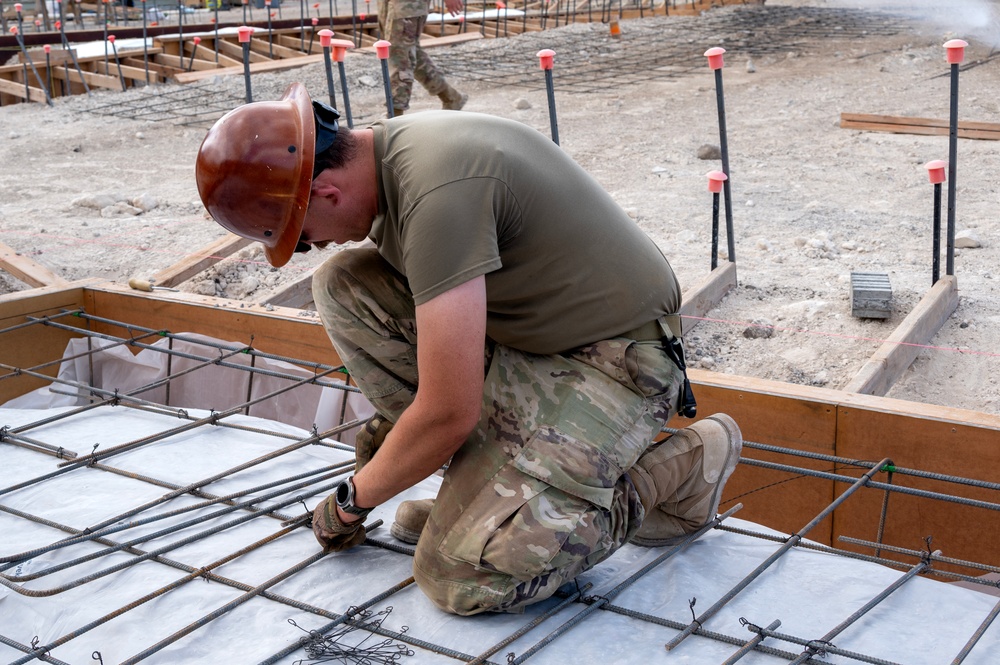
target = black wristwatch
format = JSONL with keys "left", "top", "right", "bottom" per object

{"left": 335, "top": 476, "right": 372, "bottom": 520}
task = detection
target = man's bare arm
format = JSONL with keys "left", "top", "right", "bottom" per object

{"left": 340, "top": 275, "right": 487, "bottom": 520}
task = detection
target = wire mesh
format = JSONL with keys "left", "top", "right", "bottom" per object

{"left": 2, "top": 306, "right": 1000, "bottom": 664}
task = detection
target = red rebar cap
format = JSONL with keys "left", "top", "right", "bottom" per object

{"left": 312, "top": 17, "right": 318, "bottom": 25}
{"left": 944, "top": 38, "right": 968, "bottom": 64}
{"left": 193, "top": 36, "right": 201, "bottom": 44}
{"left": 14, "top": 3, "right": 22, "bottom": 11}
{"left": 8, "top": 26, "right": 16, "bottom": 35}
{"left": 34, "top": 19, "right": 41, "bottom": 25}
{"left": 319, "top": 28, "right": 333, "bottom": 47}
{"left": 925, "top": 159, "right": 947, "bottom": 184}
{"left": 374, "top": 39, "right": 391, "bottom": 59}
{"left": 313, "top": 2, "right": 319, "bottom": 6}
{"left": 707, "top": 170, "right": 728, "bottom": 193}
{"left": 44, "top": 44, "right": 51, "bottom": 53}
{"left": 330, "top": 38, "right": 354, "bottom": 61}
{"left": 704, "top": 46, "right": 726, "bottom": 70}
{"left": 264, "top": 0, "right": 271, "bottom": 6}
{"left": 108, "top": 34, "right": 116, "bottom": 42}
{"left": 359, "top": 12, "right": 366, "bottom": 20}
{"left": 497, "top": 0, "right": 506, "bottom": 7}
{"left": 536, "top": 48, "right": 555, "bottom": 70}
{"left": 55, "top": 20, "right": 62, "bottom": 29}
{"left": 238, "top": 25, "right": 254, "bottom": 42}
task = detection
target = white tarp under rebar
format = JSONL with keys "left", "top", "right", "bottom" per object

{"left": 2, "top": 343, "right": 1000, "bottom": 663}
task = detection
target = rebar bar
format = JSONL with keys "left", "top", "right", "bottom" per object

{"left": 723, "top": 618, "right": 781, "bottom": 665}
{"left": 665, "top": 458, "right": 890, "bottom": 651}
{"left": 952, "top": 596, "right": 1000, "bottom": 665}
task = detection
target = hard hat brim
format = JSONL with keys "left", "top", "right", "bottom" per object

{"left": 264, "top": 82, "right": 316, "bottom": 268}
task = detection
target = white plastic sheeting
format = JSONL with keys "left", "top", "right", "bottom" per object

{"left": 2, "top": 348, "right": 1000, "bottom": 663}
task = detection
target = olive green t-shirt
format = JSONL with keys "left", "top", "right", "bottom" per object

{"left": 369, "top": 111, "right": 680, "bottom": 355}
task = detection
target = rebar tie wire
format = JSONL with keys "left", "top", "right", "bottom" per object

{"left": 665, "top": 458, "right": 892, "bottom": 652}
{"left": 0, "top": 417, "right": 361, "bottom": 567}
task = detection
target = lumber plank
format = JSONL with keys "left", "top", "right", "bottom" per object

{"left": 0, "top": 280, "right": 95, "bottom": 404}
{"left": 0, "top": 242, "right": 70, "bottom": 289}
{"left": 49, "top": 65, "right": 124, "bottom": 91}
{"left": 841, "top": 276, "right": 959, "bottom": 396}
{"left": 678, "top": 261, "right": 737, "bottom": 337}
{"left": 263, "top": 269, "right": 316, "bottom": 309}
{"left": 840, "top": 112, "right": 1000, "bottom": 141}
{"left": 216, "top": 38, "right": 270, "bottom": 64}
{"left": 151, "top": 234, "right": 254, "bottom": 288}
{"left": 172, "top": 52, "right": 326, "bottom": 83}
{"left": 0, "top": 76, "right": 48, "bottom": 103}
{"left": 248, "top": 35, "right": 307, "bottom": 60}
{"left": 82, "top": 283, "right": 341, "bottom": 368}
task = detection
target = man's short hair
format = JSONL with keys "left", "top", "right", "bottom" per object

{"left": 313, "top": 126, "right": 358, "bottom": 180}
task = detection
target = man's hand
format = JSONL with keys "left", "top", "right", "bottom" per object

{"left": 444, "top": 0, "right": 463, "bottom": 15}
{"left": 312, "top": 494, "right": 366, "bottom": 552}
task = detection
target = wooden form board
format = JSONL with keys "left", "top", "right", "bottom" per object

{"left": 841, "top": 112, "right": 1000, "bottom": 141}
{"left": 842, "top": 276, "right": 959, "bottom": 396}
{"left": 679, "top": 369, "right": 1000, "bottom": 572}
{"left": 0, "top": 242, "right": 70, "bottom": 289}
{"left": 678, "top": 261, "right": 737, "bottom": 337}
{"left": 2, "top": 281, "right": 998, "bottom": 569}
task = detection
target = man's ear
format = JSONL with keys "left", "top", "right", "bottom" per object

{"left": 311, "top": 171, "right": 341, "bottom": 201}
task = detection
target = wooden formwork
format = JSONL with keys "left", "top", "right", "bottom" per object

{"left": 2, "top": 279, "right": 998, "bottom": 577}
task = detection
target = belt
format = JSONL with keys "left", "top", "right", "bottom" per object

{"left": 620, "top": 314, "right": 681, "bottom": 343}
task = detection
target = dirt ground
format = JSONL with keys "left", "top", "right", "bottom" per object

{"left": 2, "top": 0, "right": 999, "bottom": 415}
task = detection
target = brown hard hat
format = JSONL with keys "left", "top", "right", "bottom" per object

{"left": 196, "top": 82, "right": 316, "bottom": 268}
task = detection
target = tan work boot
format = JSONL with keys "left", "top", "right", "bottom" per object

{"left": 627, "top": 413, "right": 742, "bottom": 547}
{"left": 354, "top": 414, "right": 393, "bottom": 472}
{"left": 390, "top": 498, "right": 434, "bottom": 544}
{"left": 439, "top": 85, "right": 468, "bottom": 111}
{"left": 391, "top": 107, "right": 405, "bottom": 117}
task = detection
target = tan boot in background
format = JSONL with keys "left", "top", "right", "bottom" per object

{"left": 354, "top": 414, "right": 393, "bottom": 472}
{"left": 390, "top": 498, "right": 434, "bottom": 544}
{"left": 391, "top": 107, "right": 405, "bottom": 117}
{"left": 627, "top": 413, "right": 742, "bottom": 547}
{"left": 439, "top": 85, "right": 468, "bottom": 111}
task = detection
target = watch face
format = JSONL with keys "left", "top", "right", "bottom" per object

{"left": 336, "top": 479, "right": 351, "bottom": 506}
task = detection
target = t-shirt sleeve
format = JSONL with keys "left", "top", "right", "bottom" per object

{"left": 400, "top": 177, "right": 514, "bottom": 305}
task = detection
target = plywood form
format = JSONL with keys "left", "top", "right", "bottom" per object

{"left": 841, "top": 112, "right": 1000, "bottom": 141}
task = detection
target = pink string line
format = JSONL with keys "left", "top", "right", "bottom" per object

{"left": 683, "top": 315, "right": 1000, "bottom": 359}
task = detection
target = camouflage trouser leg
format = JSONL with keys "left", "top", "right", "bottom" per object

{"left": 382, "top": 12, "right": 449, "bottom": 110}
{"left": 312, "top": 247, "right": 419, "bottom": 421}
{"left": 311, "top": 247, "right": 685, "bottom": 616}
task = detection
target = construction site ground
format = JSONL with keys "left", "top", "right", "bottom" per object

{"left": 2, "top": 0, "right": 1000, "bottom": 415}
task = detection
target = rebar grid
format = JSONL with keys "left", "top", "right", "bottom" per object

{"left": 434, "top": 6, "right": 906, "bottom": 94}
{"left": 3, "top": 311, "right": 1000, "bottom": 663}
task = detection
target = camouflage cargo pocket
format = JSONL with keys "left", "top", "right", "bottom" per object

{"left": 438, "top": 426, "right": 618, "bottom": 581}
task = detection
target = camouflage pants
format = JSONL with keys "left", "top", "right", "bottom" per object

{"left": 312, "top": 247, "right": 684, "bottom": 615}
{"left": 378, "top": 5, "right": 450, "bottom": 111}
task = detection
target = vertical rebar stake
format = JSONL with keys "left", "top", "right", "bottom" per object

{"left": 238, "top": 25, "right": 254, "bottom": 103}
{"left": 213, "top": 0, "right": 219, "bottom": 62}
{"left": 536, "top": 49, "right": 559, "bottom": 145}
{"left": 141, "top": 0, "right": 150, "bottom": 83}
{"left": 944, "top": 39, "right": 967, "bottom": 277}
{"left": 318, "top": 29, "right": 337, "bottom": 108}
{"left": 61, "top": 19, "right": 91, "bottom": 95}
{"left": 108, "top": 35, "right": 127, "bottom": 91}
{"left": 265, "top": 0, "right": 273, "bottom": 58}
{"left": 925, "top": 160, "right": 946, "bottom": 286}
{"left": 187, "top": 36, "right": 201, "bottom": 72}
{"left": 10, "top": 25, "right": 54, "bottom": 106}
{"left": 707, "top": 171, "right": 727, "bottom": 271}
{"left": 309, "top": 16, "right": 318, "bottom": 52}
{"left": 177, "top": 0, "right": 185, "bottom": 70}
{"left": 705, "top": 46, "right": 735, "bottom": 263}
{"left": 374, "top": 39, "right": 394, "bottom": 116}
{"left": 331, "top": 38, "right": 354, "bottom": 127}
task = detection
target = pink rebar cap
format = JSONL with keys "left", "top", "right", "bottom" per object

{"left": 330, "top": 38, "right": 354, "bottom": 61}
{"left": 707, "top": 170, "right": 728, "bottom": 193}
{"left": 319, "top": 28, "right": 333, "bottom": 47}
{"left": 944, "top": 39, "right": 968, "bottom": 65}
{"left": 536, "top": 48, "right": 555, "bottom": 70}
{"left": 238, "top": 25, "right": 254, "bottom": 42}
{"left": 704, "top": 46, "right": 726, "bottom": 70}
{"left": 44, "top": 44, "right": 51, "bottom": 53}
{"left": 925, "top": 160, "right": 947, "bottom": 184}
{"left": 193, "top": 36, "right": 201, "bottom": 45}
{"left": 374, "top": 39, "right": 390, "bottom": 59}
{"left": 14, "top": 3, "right": 22, "bottom": 12}
{"left": 311, "top": 17, "right": 318, "bottom": 25}
{"left": 55, "top": 20, "right": 62, "bottom": 29}
{"left": 8, "top": 26, "right": 17, "bottom": 35}
{"left": 108, "top": 34, "right": 116, "bottom": 43}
